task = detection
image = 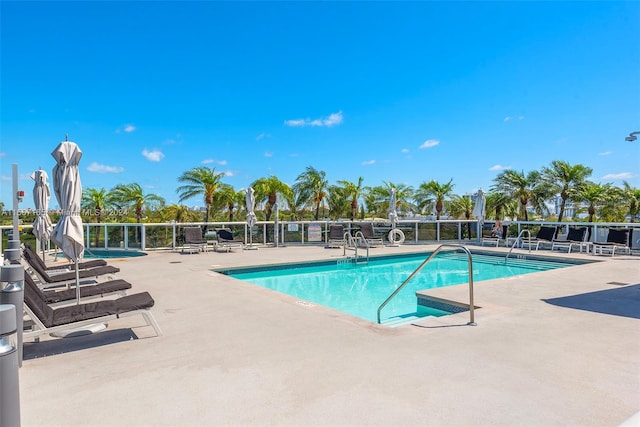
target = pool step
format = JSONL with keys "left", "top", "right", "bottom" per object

{"left": 382, "top": 314, "right": 436, "bottom": 328}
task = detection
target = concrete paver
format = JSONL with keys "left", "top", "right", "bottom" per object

{"left": 18, "top": 244, "right": 640, "bottom": 426}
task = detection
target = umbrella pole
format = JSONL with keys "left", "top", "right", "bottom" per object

{"left": 75, "top": 260, "right": 81, "bottom": 304}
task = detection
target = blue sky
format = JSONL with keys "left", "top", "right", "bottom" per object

{"left": 1, "top": 1, "right": 639, "bottom": 210}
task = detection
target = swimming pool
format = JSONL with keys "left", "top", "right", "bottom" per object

{"left": 51, "top": 249, "right": 147, "bottom": 259}
{"left": 220, "top": 251, "right": 585, "bottom": 324}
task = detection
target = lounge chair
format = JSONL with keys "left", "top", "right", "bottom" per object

{"left": 358, "top": 222, "right": 384, "bottom": 247}
{"left": 327, "top": 224, "right": 347, "bottom": 248}
{"left": 520, "top": 226, "right": 557, "bottom": 250}
{"left": 182, "top": 226, "right": 208, "bottom": 253}
{"left": 593, "top": 228, "right": 632, "bottom": 256}
{"left": 22, "top": 272, "right": 162, "bottom": 339}
{"left": 481, "top": 225, "right": 508, "bottom": 247}
{"left": 215, "top": 228, "right": 244, "bottom": 252}
{"left": 24, "top": 272, "right": 131, "bottom": 306}
{"left": 22, "top": 248, "right": 120, "bottom": 287}
{"left": 24, "top": 243, "right": 107, "bottom": 271}
{"left": 551, "top": 227, "right": 588, "bottom": 253}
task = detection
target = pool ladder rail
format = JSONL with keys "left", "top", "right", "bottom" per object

{"left": 342, "top": 231, "right": 369, "bottom": 264}
{"left": 504, "top": 229, "right": 533, "bottom": 262}
{"left": 376, "top": 244, "right": 476, "bottom": 326}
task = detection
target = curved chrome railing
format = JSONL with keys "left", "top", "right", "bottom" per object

{"left": 376, "top": 244, "right": 476, "bottom": 325}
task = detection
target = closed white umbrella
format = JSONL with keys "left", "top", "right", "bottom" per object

{"left": 472, "top": 189, "right": 486, "bottom": 224}
{"left": 246, "top": 187, "right": 257, "bottom": 248}
{"left": 50, "top": 139, "right": 84, "bottom": 303}
{"left": 388, "top": 187, "right": 399, "bottom": 226}
{"left": 387, "top": 187, "right": 403, "bottom": 245}
{"left": 31, "top": 169, "right": 53, "bottom": 263}
{"left": 472, "top": 189, "right": 486, "bottom": 241}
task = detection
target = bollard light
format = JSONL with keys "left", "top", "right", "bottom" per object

{"left": 0, "top": 265, "right": 25, "bottom": 367}
{"left": 0, "top": 304, "right": 21, "bottom": 427}
{"left": 3, "top": 249, "right": 20, "bottom": 264}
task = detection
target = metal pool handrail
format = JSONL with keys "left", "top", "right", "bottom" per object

{"left": 376, "top": 244, "right": 476, "bottom": 326}
{"left": 505, "top": 229, "right": 532, "bottom": 262}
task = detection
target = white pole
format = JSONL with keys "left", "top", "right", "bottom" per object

{"left": 12, "top": 164, "right": 19, "bottom": 239}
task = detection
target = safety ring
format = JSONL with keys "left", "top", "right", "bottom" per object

{"left": 388, "top": 228, "right": 405, "bottom": 245}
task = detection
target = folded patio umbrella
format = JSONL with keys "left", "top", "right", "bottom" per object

{"left": 50, "top": 138, "right": 84, "bottom": 304}
{"left": 31, "top": 169, "right": 53, "bottom": 263}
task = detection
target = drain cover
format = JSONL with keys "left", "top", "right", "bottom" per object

{"left": 607, "top": 281, "right": 629, "bottom": 286}
{"left": 169, "top": 261, "right": 182, "bottom": 264}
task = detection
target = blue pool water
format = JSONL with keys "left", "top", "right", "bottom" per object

{"left": 222, "top": 252, "right": 583, "bottom": 323}
{"left": 52, "top": 249, "right": 147, "bottom": 259}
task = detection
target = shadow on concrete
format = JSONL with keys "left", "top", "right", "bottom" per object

{"left": 543, "top": 284, "right": 640, "bottom": 319}
{"left": 23, "top": 329, "right": 139, "bottom": 360}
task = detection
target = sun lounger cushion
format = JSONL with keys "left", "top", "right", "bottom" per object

{"left": 23, "top": 249, "right": 120, "bottom": 283}
{"left": 24, "top": 275, "right": 154, "bottom": 328}
{"left": 51, "top": 292, "right": 155, "bottom": 327}
{"left": 24, "top": 243, "right": 107, "bottom": 270}
{"left": 536, "top": 226, "right": 557, "bottom": 241}
{"left": 565, "top": 227, "right": 587, "bottom": 242}
{"left": 24, "top": 273, "right": 131, "bottom": 304}
{"left": 217, "top": 229, "right": 239, "bottom": 242}
{"left": 606, "top": 228, "right": 630, "bottom": 245}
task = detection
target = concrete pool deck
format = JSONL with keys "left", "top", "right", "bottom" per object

{"left": 18, "top": 243, "right": 640, "bottom": 426}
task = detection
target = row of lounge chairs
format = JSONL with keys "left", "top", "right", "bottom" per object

{"left": 480, "top": 225, "right": 633, "bottom": 256}
{"left": 182, "top": 226, "right": 244, "bottom": 253}
{"left": 328, "top": 223, "right": 385, "bottom": 248}
{"left": 19, "top": 243, "right": 162, "bottom": 340}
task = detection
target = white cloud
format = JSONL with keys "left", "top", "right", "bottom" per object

{"left": 289, "top": 153, "right": 299, "bottom": 157}
{"left": 0, "top": 152, "right": 6, "bottom": 158}
{"left": 362, "top": 160, "right": 376, "bottom": 166}
{"left": 284, "top": 111, "right": 343, "bottom": 128}
{"left": 504, "top": 116, "right": 524, "bottom": 122}
{"left": 86, "top": 162, "right": 124, "bottom": 173}
{"left": 489, "top": 164, "right": 511, "bottom": 171}
{"left": 256, "top": 133, "right": 271, "bottom": 141}
{"left": 598, "top": 151, "right": 612, "bottom": 156}
{"left": 284, "top": 119, "right": 306, "bottom": 127}
{"left": 201, "top": 159, "right": 227, "bottom": 165}
{"left": 419, "top": 139, "right": 440, "bottom": 149}
{"left": 142, "top": 149, "right": 164, "bottom": 162}
{"left": 401, "top": 148, "right": 409, "bottom": 153}
{"left": 115, "top": 124, "right": 136, "bottom": 133}
{"left": 264, "top": 151, "right": 274, "bottom": 158}
{"left": 1, "top": 175, "right": 10, "bottom": 181}
{"left": 601, "top": 172, "right": 635, "bottom": 180}
{"left": 223, "top": 170, "right": 234, "bottom": 177}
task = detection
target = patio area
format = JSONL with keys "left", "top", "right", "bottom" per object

{"left": 18, "top": 244, "right": 640, "bottom": 426}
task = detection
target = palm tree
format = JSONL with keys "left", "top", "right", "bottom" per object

{"left": 576, "top": 182, "right": 613, "bottom": 222}
{"left": 541, "top": 160, "right": 592, "bottom": 222}
{"left": 159, "top": 204, "right": 201, "bottom": 223}
{"left": 250, "top": 175, "right": 292, "bottom": 221}
{"left": 293, "top": 166, "right": 329, "bottom": 220}
{"left": 336, "top": 177, "right": 364, "bottom": 221}
{"left": 492, "top": 170, "right": 545, "bottom": 221}
{"left": 485, "top": 191, "right": 516, "bottom": 221}
{"left": 365, "top": 182, "right": 414, "bottom": 218}
{"left": 415, "top": 179, "right": 454, "bottom": 220}
{"left": 448, "top": 194, "right": 474, "bottom": 238}
{"left": 326, "top": 185, "right": 350, "bottom": 220}
{"left": 82, "top": 187, "right": 113, "bottom": 247}
{"left": 217, "top": 184, "right": 244, "bottom": 222}
{"left": 283, "top": 190, "right": 309, "bottom": 221}
{"left": 111, "top": 183, "right": 165, "bottom": 223}
{"left": 82, "top": 187, "right": 113, "bottom": 223}
{"left": 620, "top": 181, "right": 640, "bottom": 222}
{"left": 176, "top": 166, "right": 225, "bottom": 225}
